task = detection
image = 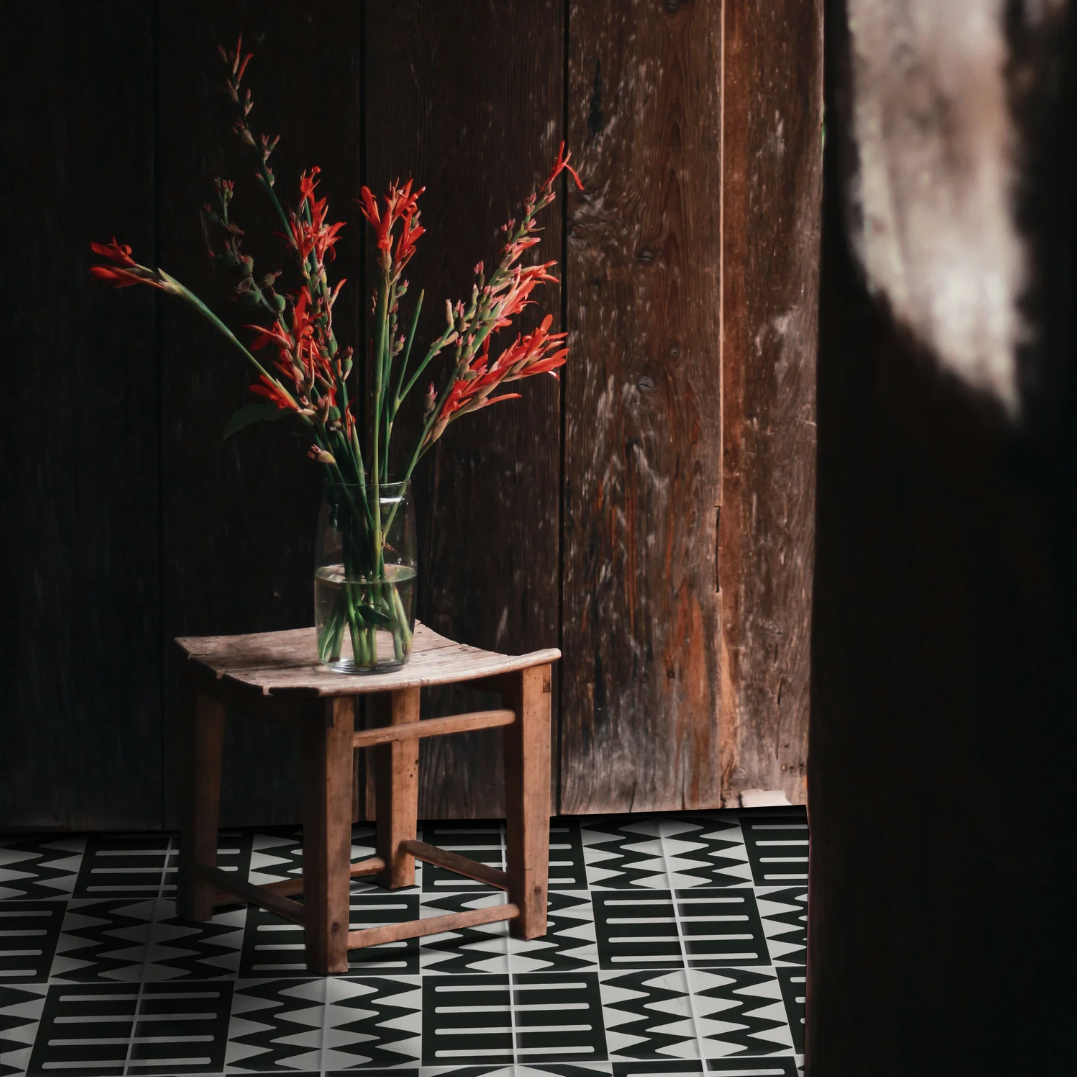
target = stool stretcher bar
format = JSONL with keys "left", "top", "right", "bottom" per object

{"left": 198, "top": 845, "right": 516, "bottom": 945}
{"left": 198, "top": 864, "right": 307, "bottom": 926}
{"left": 351, "top": 708, "right": 514, "bottom": 750}
{"left": 401, "top": 839, "right": 510, "bottom": 890}
{"left": 346, "top": 902, "right": 520, "bottom": 949}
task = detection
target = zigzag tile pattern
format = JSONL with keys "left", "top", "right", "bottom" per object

{"left": 0, "top": 807, "right": 806, "bottom": 1076}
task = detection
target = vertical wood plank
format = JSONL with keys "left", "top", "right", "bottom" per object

{"left": 156, "top": 0, "right": 361, "bottom": 828}
{"left": 504, "top": 666, "right": 552, "bottom": 939}
{"left": 719, "top": 0, "right": 822, "bottom": 806}
{"left": 561, "top": 0, "right": 723, "bottom": 813}
{"left": 364, "top": 0, "right": 564, "bottom": 819}
{"left": 177, "top": 687, "right": 225, "bottom": 921}
{"left": 0, "top": 1, "right": 161, "bottom": 829}
{"left": 374, "top": 688, "right": 421, "bottom": 888}
{"left": 301, "top": 696, "right": 354, "bottom": 975}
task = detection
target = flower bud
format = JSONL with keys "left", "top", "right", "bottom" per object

{"left": 308, "top": 446, "right": 336, "bottom": 465}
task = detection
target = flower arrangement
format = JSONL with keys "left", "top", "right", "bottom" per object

{"left": 92, "top": 36, "right": 582, "bottom": 672}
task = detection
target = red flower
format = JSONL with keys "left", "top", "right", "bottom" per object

{"left": 291, "top": 168, "right": 345, "bottom": 265}
{"left": 358, "top": 179, "right": 425, "bottom": 274}
{"left": 89, "top": 238, "right": 159, "bottom": 288}
{"left": 543, "top": 141, "right": 584, "bottom": 192}
{"left": 249, "top": 374, "right": 299, "bottom": 410}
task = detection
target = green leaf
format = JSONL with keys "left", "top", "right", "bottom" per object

{"left": 355, "top": 603, "right": 394, "bottom": 627}
{"left": 222, "top": 403, "right": 286, "bottom": 440}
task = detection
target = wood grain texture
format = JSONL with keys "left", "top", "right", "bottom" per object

{"left": 561, "top": 0, "right": 723, "bottom": 813}
{"left": 719, "top": 0, "right": 822, "bottom": 806}
{"left": 157, "top": 0, "right": 361, "bottom": 829}
{"left": 301, "top": 696, "right": 353, "bottom": 974}
{"left": 0, "top": 1, "right": 161, "bottom": 829}
{"left": 177, "top": 689, "right": 226, "bottom": 921}
{"left": 374, "top": 688, "right": 420, "bottom": 888}
{"left": 176, "top": 621, "right": 559, "bottom": 696}
{"left": 807, "top": 3, "right": 1077, "bottom": 1073}
{"left": 260, "top": 856, "right": 384, "bottom": 897}
{"left": 346, "top": 902, "right": 519, "bottom": 949}
{"left": 400, "top": 839, "right": 510, "bottom": 890}
{"left": 504, "top": 665, "right": 552, "bottom": 938}
{"left": 365, "top": 0, "right": 564, "bottom": 819}
{"left": 352, "top": 709, "right": 515, "bottom": 749}
{"left": 200, "top": 864, "right": 307, "bottom": 925}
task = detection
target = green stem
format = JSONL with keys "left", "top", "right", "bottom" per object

{"left": 391, "top": 289, "right": 424, "bottom": 416}
{"left": 159, "top": 269, "right": 302, "bottom": 411}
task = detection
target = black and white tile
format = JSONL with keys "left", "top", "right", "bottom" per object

{"left": 0, "top": 807, "right": 806, "bottom": 1076}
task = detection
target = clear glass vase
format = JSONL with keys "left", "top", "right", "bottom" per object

{"left": 314, "top": 480, "right": 416, "bottom": 673}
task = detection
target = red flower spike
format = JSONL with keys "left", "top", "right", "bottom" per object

{"left": 543, "top": 141, "right": 584, "bottom": 192}
{"left": 250, "top": 374, "right": 299, "bottom": 411}
{"left": 90, "top": 238, "right": 171, "bottom": 290}
{"left": 358, "top": 179, "right": 425, "bottom": 274}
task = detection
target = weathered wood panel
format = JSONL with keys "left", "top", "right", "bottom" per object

{"left": 0, "top": 2, "right": 162, "bottom": 829}
{"left": 365, "top": 0, "right": 564, "bottom": 818}
{"left": 560, "top": 0, "right": 723, "bottom": 813}
{"left": 808, "top": 1, "right": 1077, "bottom": 1072}
{"left": 719, "top": 0, "right": 822, "bottom": 806}
{"left": 157, "top": 0, "right": 361, "bottom": 827}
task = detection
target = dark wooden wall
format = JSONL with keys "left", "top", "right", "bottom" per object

{"left": 808, "top": 0, "right": 1077, "bottom": 1072}
{"left": 0, "top": 0, "right": 821, "bottom": 829}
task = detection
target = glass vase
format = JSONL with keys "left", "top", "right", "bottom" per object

{"left": 314, "top": 480, "right": 416, "bottom": 673}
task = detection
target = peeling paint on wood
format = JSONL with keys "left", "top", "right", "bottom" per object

{"left": 561, "top": 0, "right": 723, "bottom": 813}
{"left": 719, "top": 0, "right": 822, "bottom": 808}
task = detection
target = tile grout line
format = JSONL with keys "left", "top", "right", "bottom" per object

{"left": 500, "top": 818, "right": 520, "bottom": 1074}
{"left": 658, "top": 820, "right": 710, "bottom": 1068}
{"left": 121, "top": 834, "right": 171, "bottom": 1077}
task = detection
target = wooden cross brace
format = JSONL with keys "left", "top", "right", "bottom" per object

{"left": 175, "top": 624, "right": 556, "bottom": 975}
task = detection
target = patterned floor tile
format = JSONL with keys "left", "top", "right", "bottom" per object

{"left": 754, "top": 889, "right": 806, "bottom": 966}
{"left": 612, "top": 1061, "right": 798, "bottom": 1076}
{"left": 0, "top": 806, "right": 805, "bottom": 1076}
{"left": 422, "top": 972, "right": 607, "bottom": 1066}
{"left": 247, "top": 826, "right": 388, "bottom": 896}
{"left": 226, "top": 975, "right": 420, "bottom": 1071}
{"left": 73, "top": 833, "right": 252, "bottom": 901}
{"left": 0, "top": 837, "right": 84, "bottom": 901}
{"left": 594, "top": 891, "right": 768, "bottom": 970}
{"left": 0, "top": 983, "right": 48, "bottom": 1077}
{"left": 241, "top": 893, "right": 420, "bottom": 977}
{"left": 420, "top": 823, "right": 505, "bottom": 893}
{"left": 775, "top": 968, "right": 806, "bottom": 1054}
{"left": 740, "top": 815, "right": 809, "bottom": 888}
{"left": 28, "top": 980, "right": 233, "bottom": 1075}
{"left": 418, "top": 890, "right": 597, "bottom": 974}
{"left": 412, "top": 1066, "right": 611, "bottom": 1077}
{"left": 51, "top": 898, "right": 159, "bottom": 982}
{"left": 548, "top": 821, "right": 589, "bottom": 891}
{"left": 600, "top": 968, "right": 793, "bottom": 1060}
{"left": 0, "top": 902, "right": 65, "bottom": 983}
{"left": 583, "top": 818, "right": 752, "bottom": 890}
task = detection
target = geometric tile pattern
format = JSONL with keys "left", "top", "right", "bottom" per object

{"left": 0, "top": 807, "right": 807, "bottom": 1076}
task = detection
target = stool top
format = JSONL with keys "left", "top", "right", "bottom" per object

{"left": 175, "top": 621, "right": 560, "bottom": 699}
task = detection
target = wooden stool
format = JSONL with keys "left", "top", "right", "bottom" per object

{"left": 174, "top": 621, "right": 559, "bottom": 974}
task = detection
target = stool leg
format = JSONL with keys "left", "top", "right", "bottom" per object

{"left": 177, "top": 686, "right": 225, "bottom": 922}
{"left": 375, "top": 687, "right": 421, "bottom": 889}
{"left": 503, "top": 664, "right": 552, "bottom": 939}
{"left": 302, "top": 697, "right": 354, "bottom": 975}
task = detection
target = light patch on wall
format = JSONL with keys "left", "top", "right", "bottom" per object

{"left": 845, "top": 0, "right": 1028, "bottom": 411}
